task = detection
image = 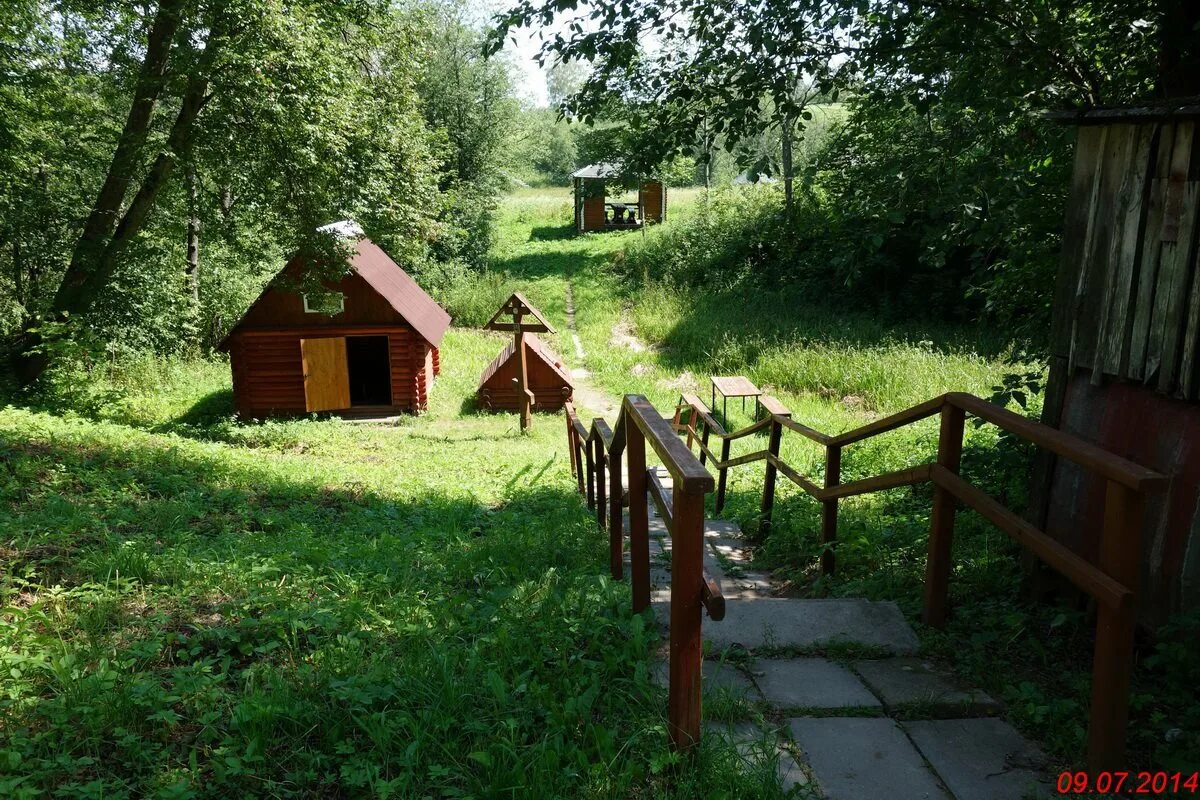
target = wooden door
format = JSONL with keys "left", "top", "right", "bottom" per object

{"left": 300, "top": 337, "right": 350, "bottom": 412}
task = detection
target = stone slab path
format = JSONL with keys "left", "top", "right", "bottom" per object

{"left": 635, "top": 467, "right": 1055, "bottom": 800}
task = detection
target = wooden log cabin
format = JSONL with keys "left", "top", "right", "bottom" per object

{"left": 1035, "top": 103, "right": 1200, "bottom": 625}
{"left": 218, "top": 223, "right": 450, "bottom": 417}
{"left": 477, "top": 334, "right": 574, "bottom": 412}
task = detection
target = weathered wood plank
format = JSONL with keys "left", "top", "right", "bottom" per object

{"left": 1148, "top": 122, "right": 1198, "bottom": 392}
{"left": 1070, "top": 125, "right": 1122, "bottom": 373}
{"left": 1128, "top": 122, "right": 1179, "bottom": 379}
{"left": 1099, "top": 123, "right": 1155, "bottom": 377}
{"left": 1050, "top": 126, "right": 1106, "bottom": 360}
{"left": 1085, "top": 125, "right": 1141, "bottom": 380}
{"left": 1179, "top": 248, "right": 1200, "bottom": 398}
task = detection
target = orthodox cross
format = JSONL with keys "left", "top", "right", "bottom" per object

{"left": 485, "top": 292, "right": 556, "bottom": 430}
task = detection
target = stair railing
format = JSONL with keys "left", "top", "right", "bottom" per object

{"left": 565, "top": 395, "right": 724, "bottom": 752}
{"left": 672, "top": 390, "right": 1164, "bottom": 774}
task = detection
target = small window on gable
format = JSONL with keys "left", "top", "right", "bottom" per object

{"left": 303, "top": 291, "right": 344, "bottom": 315}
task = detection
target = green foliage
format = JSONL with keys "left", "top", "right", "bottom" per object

{"left": 1, "top": 0, "right": 518, "bottom": 360}
{"left": 619, "top": 110, "right": 1067, "bottom": 337}
{"left": 416, "top": 2, "right": 518, "bottom": 268}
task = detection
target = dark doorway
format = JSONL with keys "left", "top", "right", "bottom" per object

{"left": 346, "top": 336, "right": 392, "bottom": 406}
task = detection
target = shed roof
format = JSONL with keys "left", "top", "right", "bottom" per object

{"left": 219, "top": 229, "right": 450, "bottom": 349}
{"left": 350, "top": 238, "right": 450, "bottom": 346}
{"left": 478, "top": 334, "right": 574, "bottom": 389}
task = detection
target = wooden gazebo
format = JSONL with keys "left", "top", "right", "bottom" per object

{"left": 572, "top": 163, "right": 666, "bottom": 232}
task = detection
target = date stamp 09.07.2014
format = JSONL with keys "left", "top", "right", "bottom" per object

{"left": 1056, "top": 771, "right": 1199, "bottom": 795}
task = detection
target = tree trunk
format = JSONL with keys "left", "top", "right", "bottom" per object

{"left": 781, "top": 115, "right": 795, "bottom": 213}
{"left": 54, "top": 0, "right": 184, "bottom": 316}
{"left": 1159, "top": 0, "right": 1200, "bottom": 97}
{"left": 81, "top": 73, "right": 212, "bottom": 315}
{"left": 185, "top": 164, "right": 201, "bottom": 334}
{"left": 11, "top": 239, "right": 23, "bottom": 308}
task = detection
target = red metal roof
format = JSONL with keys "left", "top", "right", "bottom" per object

{"left": 349, "top": 238, "right": 451, "bottom": 347}
{"left": 478, "top": 334, "right": 574, "bottom": 389}
{"left": 217, "top": 236, "right": 451, "bottom": 350}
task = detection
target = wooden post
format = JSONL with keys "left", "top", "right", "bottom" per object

{"left": 699, "top": 420, "right": 711, "bottom": 467}
{"left": 1087, "top": 479, "right": 1143, "bottom": 774}
{"left": 573, "top": 433, "right": 586, "bottom": 496}
{"left": 609, "top": 445, "right": 624, "bottom": 580}
{"left": 627, "top": 422, "right": 651, "bottom": 613}
{"left": 760, "top": 416, "right": 783, "bottom": 535}
{"left": 715, "top": 438, "right": 731, "bottom": 514}
{"left": 584, "top": 434, "right": 596, "bottom": 510}
{"left": 822, "top": 444, "right": 841, "bottom": 575}
{"left": 515, "top": 311, "right": 531, "bottom": 431}
{"left": 595, "top": 440, "right": 607, "bottom": 530}
{"left": 668, "top": 483, "right": 705, "bottom": 751}
{"left": 566, "top": 411, "right": 577, "bottom": 477}
{"left": 922, "top": 403, "right": 965, "bottom": 627}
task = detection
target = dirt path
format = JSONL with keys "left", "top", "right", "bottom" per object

{"left": 564, "top": 276, "right": 620, "bottom": 419}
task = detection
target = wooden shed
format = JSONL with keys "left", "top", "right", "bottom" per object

{"left": 1034, "top": 103, "right": 1200, "bottom": 626}
{"left": 572, "top": 163, "right": 666, "bottom": 232}
{"left": 218, "top": 222, "right": 451, "bottom": 418}
{"left": 477, "top": 334, "right": 574, "bottom": 412}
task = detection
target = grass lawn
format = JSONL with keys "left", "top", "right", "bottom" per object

{"left": 0, "top": 330, "right": 786, "bottom": 798}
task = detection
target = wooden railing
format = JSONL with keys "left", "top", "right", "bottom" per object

{"left": 565, "top": 395, "right": 723, "bottom": 752}
{"left": 670, "top": 391, "right": 1165, "bottom": 773}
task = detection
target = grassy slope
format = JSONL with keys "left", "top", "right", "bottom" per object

{"left": 488, "top": 189, "right": 1196, "bottom": 772}
{"left": 0, "top": 331, "right": 785, "bottom": 798}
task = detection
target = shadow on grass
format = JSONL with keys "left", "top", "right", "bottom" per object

{"left": 169, "top": 387, "right": 236, "bottom": 427}
{"left": 3, "top": 428, "right": 679, "bottom": 796}
{"left": 529, "top": 224, "right": 576, "bottom": 242}
{"left": 646, "top": 285, "right": 1016, "bottom": 377}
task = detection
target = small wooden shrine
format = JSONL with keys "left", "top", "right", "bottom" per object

{"left": 218, "top": 221, "right": 449, "bottom": 418}
{"left": 478, "top": 293, "right": 572, "bottom": 429}
{"left": 572, "top": 163, "right": 666, "bottom": 232}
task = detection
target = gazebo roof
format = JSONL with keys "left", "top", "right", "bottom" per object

{"left": 571, "top": 162, "right": 624, "bottom": 179}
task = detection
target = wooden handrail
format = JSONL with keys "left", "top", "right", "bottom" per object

{"left": 565, "top": 395, "right": 719, "bottom": 755}
{"left": 930, "top": 465, "right": 1132, "bottom": 611}
{"left": 701, "top": 571, "right": 725, "bottom": 621}
{"left": 946, "top": 393, "right": 1165, "bottom": 491}
{"left": 668, "top": 389, "right": 1164, "bottom": 773}
{"left": 648, "top": 467, "right": 673, "bottom": 528}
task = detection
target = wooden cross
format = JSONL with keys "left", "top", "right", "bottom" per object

{"left": 485, "top": 292, "right": 556, "bottom": 430}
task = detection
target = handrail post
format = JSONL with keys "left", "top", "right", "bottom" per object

{"left": 595, "top": 440, "right": 607, "bottom": 530}
{"left": 822, "top": 444, "right": 841, "bottom": 575}
{"left": 668, "top": 483, "right": 705, "bottom": 751}
{"left": 567, "top": 411, "right": 577, "bottom": 477}
{"left": 715, "top": 437, "right": 731, "bottom": 514}
{"left": 609, "top": 445, "right": 624, "bottom": 580}
{"left": 627, "top": 421, "right": 651, "bottom": 612}
{"left": 922, "top": 402, "right": 965, "bottom": 627}
{"left": 699, "top": 418, "right": 711, "bottom": 467}
{"left": 585, "top": 436, "right": 596, "bottom": 510}
{"left": 572, "top": 428, "right": 586, "bottom": 497}
{"left": 760, "top": 415, "right": 784, "bottom": 535}
{"left": 1087, "top": 479, "right": 1143, "bottom": 774}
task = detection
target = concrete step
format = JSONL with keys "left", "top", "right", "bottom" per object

{"left": 788, "top": 717, "right": 952, "bottom": 799}
{"left": 654, "top": 597, "right": 921, "bottom": 654}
